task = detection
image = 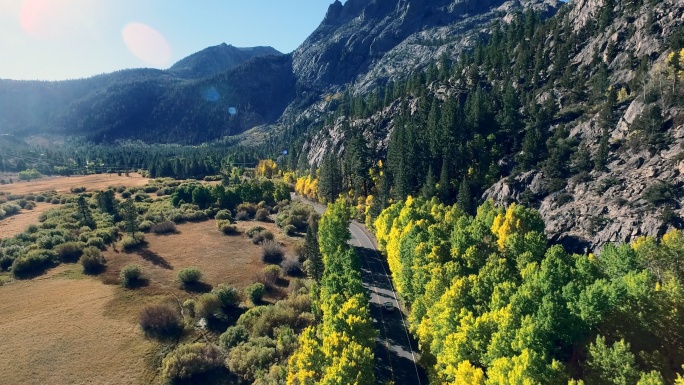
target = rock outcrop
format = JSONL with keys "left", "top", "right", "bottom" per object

{"left": 293, "top": 0, "right": 560, "bottom": 92}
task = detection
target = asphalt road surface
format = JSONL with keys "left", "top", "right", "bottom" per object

{"left": 294, "top": 195, "right": 428, "bottom": 385}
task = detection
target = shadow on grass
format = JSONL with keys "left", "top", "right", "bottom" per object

{"left": 137, "top": 247, "right": 173, "bottom": 270}
{"left": 182, "top": 281, "right": 213, "bottom": 293}
{"left": 124, "top": 277, "right": 150, "bottom": 289}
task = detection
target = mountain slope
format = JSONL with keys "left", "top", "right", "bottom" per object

{"left": 168, "top": 43, "right": 281, "bottom": 79}
{"left": 290, "top": 0, "right": 684, "bottom": 252}
{"left": 0, "top": 47, "right": 291, "bottom": 143}
{"left": 293, "top": 0, "right": 561, "bottom": 92}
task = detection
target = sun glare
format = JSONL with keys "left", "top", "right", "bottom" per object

{"left": 122, "top": 22, "right": 172, "bottom": 67}
{"left": 19, "top": 0, "right": 94, "bottom": 40}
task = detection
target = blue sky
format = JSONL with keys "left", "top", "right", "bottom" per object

{"left": 0, "top": 0, "right": 335, "bottom": 81}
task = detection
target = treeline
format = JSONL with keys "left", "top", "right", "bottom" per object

{"left": 373, "top": 196, "right": 684, "bottom": 384}
{"left": 291, "top": 1, "right": 684, "bottom": 216}
{"left": 0, "top": 139, "right": 270, "bottom": 179}
{"left": 287, "top": 200, "right": 375, "bottom": 384}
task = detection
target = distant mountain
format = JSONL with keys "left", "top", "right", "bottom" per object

{"left": 0, "top": 45, "right": 291, "bottom": 143}
{"left": 168, "top": 43, "right": 281, "bottom": 79}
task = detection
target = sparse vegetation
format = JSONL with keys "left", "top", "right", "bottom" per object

{"left": 245, "top": 282, "right": 265, "bottom": 304}
{"left": 177, "top": 267, "right": 202, "bottom": 288}
{"left": 120, "top": 264, "right": 143, "bottom": 288}
{"left": 261, "top": 240, "right": 284, "bottom": 264}
{"left": 151, "top": 221, "right": 177, "bottom": 234}
{"left": 79, "top": 246, "right": 106, "bottom": 274}
{"left": 160, "top": 343, "right": 225, "bottom": 385}
{"left": 139, "top": 305, "right": 183, "bottom": 339}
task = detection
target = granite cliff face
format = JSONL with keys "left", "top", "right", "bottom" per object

{"left": 294, "top": 0, "right": 684, "bottom": 252}
{"left": 293, "top": 0, "right": 560, "bottom": 92}
{"left": 482, "top": 0, "right": 684, "bottom": 252}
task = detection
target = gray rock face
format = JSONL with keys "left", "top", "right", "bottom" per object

{"left": 481, "top": 0, "right": 684, "bottom": 252}
{"left": 293, "top": 0, "right": 560, "bottom": 92}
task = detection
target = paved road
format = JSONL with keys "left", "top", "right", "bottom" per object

{"left": 294, "top": 195, "right": 427, "bottom": 385}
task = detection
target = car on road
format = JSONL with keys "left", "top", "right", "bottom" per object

{"left": 383, "top": 301, "right": 394, "bottom": 312}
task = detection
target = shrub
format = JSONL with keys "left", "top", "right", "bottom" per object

{"left": 283, "top": 224, "right": 297, "bottom": 236}
{"left": 139, "top": 305, "right": 183, "bottom": 339}
{"left": 260, "top": 265, "right": 281, "bottom": 287}
{"left": 121, "top": 232, "right": 145, "bottom": 251}
{"left": 50, "top": 198, "right": 60, "bottom": 204}
{"left": 177, "top": 267, "right": 202, "bottom": 287}
{"left": 213, "top": 284, "right": 241, "bottom": 308}
{"left": 247, "top": 226, "right": 266, "bottom": 238}
{"left": 17, "top": 199, "right": 27, "bottom": 208}
{"left": 160, "top": 343, "right": 224, "bottom": 384}
{"left": 120, "top": 264, "right": 143, "bottom": 288}
{"left": 226, "top": 337, "right": 277, "bottom": 382}
{"left": 120, "top": 191, "right": 132, "bottom": 199}
{"left": 219, "top": 325, "right": 249, "bottom": 350}
{"left": 0, "top": 256, "right": 13, "bottom": 271}
{"left": 195, "top": 293, "right": 222, "bottom": 320}
{"left": 215, "top": 209, "right": 233, "bottom": 221}
{"left": 255, "top": 208, "right": 269, "bottom": 221}
{"left": 245, "top": 282, "right": 266, "bottom": 304}
{"left": 35, "top": 195, "right": 46, "bottom": 202}
{"left": 235, "top": 210, "right": 250, "bottom": 221}
{"left": 643, "top": 181, "right": 675, "bottom": 206}
{"left": 86, "top": 237, "right": 105, "bottom": 250}
{"left": 70, "top": 187, "right": 86, "bottom": 193}
{"left": 138, "top": 220, "right": 153, "bottom": 232}
{"left": 24, "top": 202, "right": 35, "bottom": 210}
{"left": 11, "top": 249, "right": 56, "bottom": 278}
{"left": 182, "top": 299, "right": 197, "bottom": 317}
{"left": 261, "top": 240, "right": 284, "bottom": 264}
{"left": 55, "top": 241, "right": 84, "bottom": 262}
{"left": 25, "top": 195, "right": 36, "bottom": 201}
{"left": 281, "top": 258, "right": 303, "bottom": 277}
{"left": 80, "top": 246, "right": 106, "bottom": 274}
{"left": 151, "top": 221, "right": 177, "bottom": 234}
{"left": 26, "top": 224, "right": 39, "bottom": 234}
{"left": 217, "top": 221, "right": 239, "bottom": 235}
{"left": 292, "top": 240, "right": 306, "bottom": 262}
{"left": 236, "top": 202, "right": 257, "bottom": 217}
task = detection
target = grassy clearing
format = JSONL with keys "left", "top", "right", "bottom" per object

{"left": 0, "top": 173, "right": 149, "bottom": 196}
{"left": 0, "top": 217, "right": 295, "bottom": 385}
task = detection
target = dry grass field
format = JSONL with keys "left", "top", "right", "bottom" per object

{"left": 0, "top": 173, "right": 149, "bottom": 195}
{"left": 0, "top": 218, "right": 295, "bottom": 384}
{"left": 0, "top": 202, "right": 51, "bottom": 238}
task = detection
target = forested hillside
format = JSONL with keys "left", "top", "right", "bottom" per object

{"left": 289, "top": 0, "right": 684, "bottom": 251}
{"left": 373, "top": 196, "right": 684, "bottom": 384}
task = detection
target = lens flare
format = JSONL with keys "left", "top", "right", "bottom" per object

{"left": 122, "top": 22, "right": 171, "bottom": 67}
{"left": 19, "top": 0, "right": 94, "bottom": 39}
{"left": 201, "top": 87, "right": 220, "bottom": 102}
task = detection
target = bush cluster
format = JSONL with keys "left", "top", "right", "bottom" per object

{"left": 120, "top": 264, "right": 143, "bottom": 288}
{"left": 139, "top": 305, "right": 183, "bottom": 339}
{"left": 245, "top": 282, "right": 266, "bottom": 304}
{"left": 151, "top": 221, "right": 177, "bottom": 234}
{"left": 261, "top": 240, "right": 284, "bottom": 264}
{"left": 80, "top": 246, "right": 106, "bottom": 274}
{"left": 177, "top": 266, "right": 202, "bottom": 288}
{"left": 160, "top": 343, "right": 224, "bottom": 384}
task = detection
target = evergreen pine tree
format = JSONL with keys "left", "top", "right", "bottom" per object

{"left": 77, "top": 195, "right": 96, "bottom": 229}
{"left": 303, "top": 224, "right": 324, "bottom": 282}
{"left": 121, "top": 199, "right": 138, "bottom": 237}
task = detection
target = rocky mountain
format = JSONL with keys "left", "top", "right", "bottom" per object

{"left": 483, "top": 0, "right": 684, "bottom": 252}
{"left": 168, "top": 43, "right": 281, "bottom": 79}
{"left": 293, "top": 0, "right": 560, "bottom": 92}
{"left": 292, "top": 0, "right": 684, "bottom": 253}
